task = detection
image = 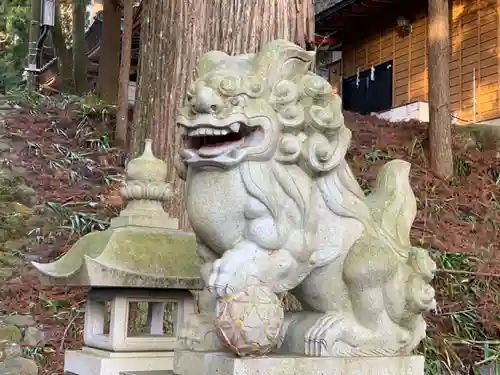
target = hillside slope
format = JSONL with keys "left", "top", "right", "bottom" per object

{"left": 0, "top": 94, "right": 498, "bottom": 374}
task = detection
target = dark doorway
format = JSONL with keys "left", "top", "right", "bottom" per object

{"left": 341, "top": 60, "right": 393, "bottom": 115}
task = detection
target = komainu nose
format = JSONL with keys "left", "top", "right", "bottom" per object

{"left": 191, "top": 85, "right": 224, "bottom": 114}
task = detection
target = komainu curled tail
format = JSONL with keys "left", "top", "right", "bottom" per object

{"left": 365, "top": 159, "right": 417, "bottom": 249}
{"left": 337, "top": 159, "right": 437, "bottom": 356}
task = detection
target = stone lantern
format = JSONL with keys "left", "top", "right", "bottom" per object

{"left": 32, "top": 140, "right": 204, "bottom": 375}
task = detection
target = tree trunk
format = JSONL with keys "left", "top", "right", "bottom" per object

{"left": 427, "top": 0, "right": 453, "bottom": 179}
{"left": 97, "top": 0, "right": 121, "bottom": 103}
{"left": 54, "top": 0, "right": 73, "bottom": 92}
{"left": 27, "top": 0, "right": 41, "bottom": 89}
{"left": 115, "top": 0, "right": 133, "bottom": 145}
{"left": 72, "top": 0, "right": 87, "bottom": 94}
{"left": 132, "top": 0, "right": 314, "bottom": 230}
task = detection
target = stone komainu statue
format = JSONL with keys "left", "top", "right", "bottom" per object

{"left": 175, "top": 39, "right": 436, "bottom": 357}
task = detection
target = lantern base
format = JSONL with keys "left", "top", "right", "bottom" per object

{"left": 64, "top": 347, "right": 174, "bottom": 375}
{"left": 200, "top": 352, "right": 424, "bottom": 375}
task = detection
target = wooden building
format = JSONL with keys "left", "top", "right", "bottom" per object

{"left": 316, "top": 0, "right": 500, "bottom": 124}
{"left": 38, "top": 3, "right": 142, "bottom": 98}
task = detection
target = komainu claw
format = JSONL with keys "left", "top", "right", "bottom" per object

{"left": 304, "top": 314, "right": 345, "bottom": 356}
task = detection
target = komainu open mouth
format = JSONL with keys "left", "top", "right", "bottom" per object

{"left": 181, "top": 122, "right": 263, "bottom": 157}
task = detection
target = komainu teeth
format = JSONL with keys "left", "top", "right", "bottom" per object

{"left": 188, "top": 128, "right": 200, "bottom": 136}
{"left": 229, "top": 123, "right": 240, "bottom": 132}
{"left": 186, "top": 125, "right": 238, "bottom": 137}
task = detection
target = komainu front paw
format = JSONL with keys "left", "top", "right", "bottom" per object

{"left": 208, "top": 257, "right": 245, "bottom": 298}
{"left": 207, "top": 242, "right": 272, "bottom": 297}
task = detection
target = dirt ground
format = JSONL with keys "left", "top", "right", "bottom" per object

{"left": 0, "top": 96, "right": 498, "bottom": 374}
{"left": 0, "top": 95, "right": 124, "bottom": 373}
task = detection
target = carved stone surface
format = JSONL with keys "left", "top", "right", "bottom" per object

{"left": 177, "top": 312, "right": 224, "bottom": 352}
{"left": 175, "top": 39, "right": 436, "bottom": 357}
{"left": 215, "top": 284, "right": 284, "bottom": 356}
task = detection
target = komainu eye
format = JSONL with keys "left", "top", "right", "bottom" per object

{"left": 229, "top": 95, "right": 246, "bottom": 107}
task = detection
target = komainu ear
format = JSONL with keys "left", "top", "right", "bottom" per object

{"left": 196, "top": 50, "right": 229, "bottom": 77}
{"left": 252, "top": 39, "right": 314, "bottom": 83}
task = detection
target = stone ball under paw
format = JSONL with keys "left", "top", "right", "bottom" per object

{"left": 215, "top": 284, "right": 284, "bottom": 357}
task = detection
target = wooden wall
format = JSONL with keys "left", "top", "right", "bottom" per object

{"left": 342, "top": 0, "right": 499, "bottom": 122}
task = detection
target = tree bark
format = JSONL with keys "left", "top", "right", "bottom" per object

{"left": 98, "top": 0, "right": 121, "bottom": 103}
{"left": 54, "top": 0, "right": 73, "bottom": 92}
{"left": 427, "top": 0, "right": 454, "bottom": 179}
{"left": 115, "top": 0, "right": 133, "bottom": 145}
{"left": 72, "top": 0, "right": 87, "bottom": 94}
{"left": 27, "top": 0, "right": 41, "bottom": 89}
{"left": 132, "top": 0, "right": 314, "bottom": 230}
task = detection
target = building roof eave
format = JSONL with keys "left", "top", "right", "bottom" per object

{"left": 316, "top": 0, "right": 358, "bottom": 23}
{"left": 315, "top": 0, "right": 346, "bottom": 15}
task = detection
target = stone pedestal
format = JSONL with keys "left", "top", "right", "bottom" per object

{"left": 173, "top": 351, "right": 424, "bottom": 375}
{"left": 64, "top": 347, "right": 174, "bottom": 375}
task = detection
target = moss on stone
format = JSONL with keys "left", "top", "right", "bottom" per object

{"left": 0, "top": 168, "right": 32, "bottom": 283}
{"left": 100, "top": 227, "right": 200, "bottom": 277}
{"left": 455, "top": 123, "right": 500, "bottom": 151}
{"left": 0, "top": 169, "right": 20, "bottom": 196}
{"left": 34, "top": 226, "right": 201, "bottom": 282}
{"left": 2, "top": 238, "right": 29, "bottom": 253}
{"left": 0, "top": 268, "right": 14, "bottom": 282}
{"left": 0, "top": 252, "right": 20, "bottom": 267}
{"left": 0, "top": 203, "right": 31, "bottom": 244}
{"left": 34, "top": 230, "right": 114, "bottom": 276}
{"left": 0, "top": 324, "right": 22, "bottom": 343}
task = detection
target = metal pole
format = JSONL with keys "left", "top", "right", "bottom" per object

{"left": 26, "top": 0, "right": 42, "bottom": 89}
